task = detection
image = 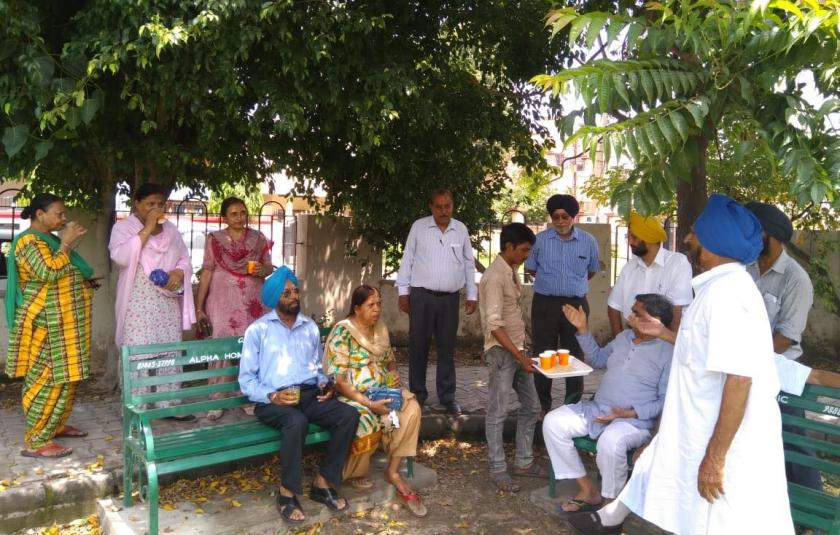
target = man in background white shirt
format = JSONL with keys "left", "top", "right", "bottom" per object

{"left": 396, "top": 189, "right": 477, "bottom": 416}
{"left": 607, "top": 212, "right": 692, "bottom": 337}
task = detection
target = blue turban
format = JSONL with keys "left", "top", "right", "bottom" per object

{"left": 694, "top": 194, "right": 763, "bottom": 264}
{"left": 261, "top": 265, "right": 298, "bottom": 307}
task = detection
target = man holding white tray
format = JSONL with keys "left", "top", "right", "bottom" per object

{"left": 542, "top": 294, "right": 674, "bottom": 514}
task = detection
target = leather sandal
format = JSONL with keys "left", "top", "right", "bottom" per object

{"left": 275, "top": 493, "right": 305, "bottom": 524}
{"left": 309, "top": 485, "right": 348, "bottom": 512}
{"left": 55, "top": 425, "right": 88, "bottom": 438}
{"left": 346, "top": 476, "right": 374, "bottom": 489}
{"left": 206, "top": 409, "right": 225, "bottom": 421}
{"left": 21, "top": 442, "right": 73, "bottom": 458}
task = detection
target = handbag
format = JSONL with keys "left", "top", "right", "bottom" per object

{"left": 365, "top": 387, "right": 403, "bottom": 411}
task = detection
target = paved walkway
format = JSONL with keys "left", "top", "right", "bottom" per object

{"left": 0, "top": 364, "right": 604, "bottom": 531}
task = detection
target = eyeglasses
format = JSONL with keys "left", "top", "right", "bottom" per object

{"left": 282, "top": 287, "right": 300, "bottom": 298}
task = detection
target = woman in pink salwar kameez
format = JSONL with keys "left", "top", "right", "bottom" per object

{"left": 194, "top": 197, "right": 272, "bottom": 420}
{"left": 109, "top": 183, "right": 196, "bottom": 420}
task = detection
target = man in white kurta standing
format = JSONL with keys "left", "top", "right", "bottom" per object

{"left": 568, "top": 194, "right": 793, "bottom": 535}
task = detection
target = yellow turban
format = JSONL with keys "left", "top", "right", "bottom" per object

{"left": 628, "top": 212, "right": 667, "bottom": 243}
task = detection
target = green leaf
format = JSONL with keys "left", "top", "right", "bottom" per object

{"left": 645, "top": 121, "right": 666, "bottom": 155}
{"left": 613, "top": 74, "right": 632, "bottom": 109}
{"left": 624, "top": 131, "right": 641, "bottom": 161}
{"left": 684, "top": 101, "right": 707, "bottom": 128}
{"left": 2, "top": 125, "right": 29, "bottom": 158}
{"left": 80, "top": 98, "right": 100, "bottom": 124}
{"left": 569, "top": 16, "right": 591, "bottom": 44}
{"left": 605, "top": 21, "right": 624, "bottom": 45}
{"left": 734, "top": 140, "right": 755, "bottom": 164}
{"left": 810, "top": 181, "right": 827, "bottom": 203}
{"left": 769, "top": 0, "right": 803, "bottom": 18}
{"left": 65, "top": 107, "right": 81, "bottom": 129}
{"left": 585, "top": 13, "right": 608, "bottom": 49}
{"left": 670, "top": 111, "right": 689, "bottom": 141}
{"left": 635, "top": 127, "right": 655, "bottom": 160}
{"left": 656, "top": 114, "right": 680, "bottom": 150}
{"left": 640, "top": 71, "right": 656, "bottom": 103}
{"left": 625, "top": 22, "right": 645, "bottom": 50}
{"left": 598, "top": 72, "right": 612, "bottom": 114}
{"left": 34, "top": 140, "right": 53, "bottom": 161}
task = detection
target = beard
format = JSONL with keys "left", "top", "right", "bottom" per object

{"left": 631, "top": 242, "right": 648, "bottom": 257}
{"left": 278, "top": 301, "right": 300, "bottom": 316}
{"left": 685, "top": 242, "right": 704, "bottom": 271}
{"left": 761, "top": 234, "right": 771, "bottom": 256}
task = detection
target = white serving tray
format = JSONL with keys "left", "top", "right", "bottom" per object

{"left": 531, "top": 355, "right": 593, "bottom": 379}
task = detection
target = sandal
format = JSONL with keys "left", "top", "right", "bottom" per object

{"left": 512, "top": 460, "right": 549, "bottom": 478}
{"left": 347, "top": 476, "right": 374, "bottom": 489}
{"left": 241, "top": 404, "right": 255, "bottom": 416}
{"left": 275, "top": 493, "right": 305, "bottom": 524}
{"left": 206, "top": 409, "right": 225, "bottom": 421}
{"left": 21, "top": 442, "right": 73, "bottom": 458}
{"left": 309, "top": 485, "right": 348, "bottom": 512}
{"left": 396, "top": 488, "right": 427, "bottom": 517}
{"left": 556, "top": 498, "right": 604, "bottom": 517}
{"left": 55, "top": 425, "right": 88, "bottom": 438}
{"left": 490, "top": 471, "right": 521, "bottom": 493}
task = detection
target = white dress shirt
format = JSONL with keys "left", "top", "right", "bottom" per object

{"left": 396, "top": 215, "right": 477, "bottom": 300}
{"left": 608, "top": 246, "right": 693, "bottom": 318}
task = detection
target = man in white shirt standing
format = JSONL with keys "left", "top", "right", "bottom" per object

{"left": 607, "top": 212, "right": 693, "bottom": 337}
{"left": 569, "top": 194, "right": 793, "bottom": 535}
{"left": 396, "top": 189, "right": 477, "bottom": 416}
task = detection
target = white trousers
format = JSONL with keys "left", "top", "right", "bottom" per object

{"left": 542, "top": 405, "right": 651, "bottom": 498}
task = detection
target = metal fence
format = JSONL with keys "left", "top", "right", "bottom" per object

{"left": 0, "top": 188, "right": 298, "bottom": 281}
{"left": 114, "top": 200, "right": 298, "bottom": 282}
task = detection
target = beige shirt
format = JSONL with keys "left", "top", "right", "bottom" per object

{"left": 479, "top": 255, "right": 526, "bottom": 352}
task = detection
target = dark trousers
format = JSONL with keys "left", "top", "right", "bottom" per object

{"left": 531, "top": 293, "right": 589, "bottom": 413}
{"left": 780, "top": 403, "right": 824, "bottom": 492}
{"left": 408, "top": 287, "right": 460, "bottom": 405}
{"left": 255, "top": 386, "right": 360, "bottom": 495}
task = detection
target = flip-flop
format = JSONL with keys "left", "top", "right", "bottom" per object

{"left": 346, "top": 476, "right": 374, "bottom": 489}
{"left": 55, "top": 425, "right": 88, "bottom": 438}
{"left": 556, "top": 498, "right": 604, "bottom": 517}
{"left": 512, "top": 460, "right": 549, "bottom": 478}
{"left": 21, "top": 443, "right": 73, "bottom": 458}
{"left": 396, "top": 488, "right": 427, "bottom": 517}
{"left": 276, "top": 494, "right": 305, "bottom": 524}
{"left": 309, "top": 485, "right": 348, "bottom": 512}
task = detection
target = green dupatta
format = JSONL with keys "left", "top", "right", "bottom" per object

{"left": 4, "top": 229, "right": 94, "bottom": 328}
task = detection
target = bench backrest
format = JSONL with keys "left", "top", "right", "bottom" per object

{"left": 777, "top": 384, "right": 840, "bottom": 533}
{"left": 121, "top": 336, "right": 245, "bottom": 419}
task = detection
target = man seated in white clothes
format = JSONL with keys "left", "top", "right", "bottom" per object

{"left": 542, "top": 293, "right": 674, "bottom": 514}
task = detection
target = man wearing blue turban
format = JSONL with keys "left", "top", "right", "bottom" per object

{"left": 569, "top": 194, "right": 793, "bottom": 535}
{"left": 239, "top": 267, "right": 360, "bottom": 524}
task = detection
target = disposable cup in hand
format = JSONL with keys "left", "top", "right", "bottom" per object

{"left": 558, "top": 349, "right": 570, "bottom": 366}
{"left": 286, "top": 385, "right": 301, "bottom": 404}
{"left": 157, "top": 216, "right": 166, "bottom": 225}
{"left": 539, "top": 351, "right": 554, "bottom": 369}
{"left": 247, "top": 261, "right": 259, "bottom": 274}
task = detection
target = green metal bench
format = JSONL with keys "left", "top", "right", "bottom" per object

{"left": 121, "top": 336, "right": 412, "bottom": 535}
{"left": 547, "top": 435, "right": 636, "bottom": 498}
{"left": 778, "top": 384, "right": 840, "bottom": 535}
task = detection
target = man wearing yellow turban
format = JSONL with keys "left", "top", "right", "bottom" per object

{"left": 606, "top": 213, "right": 693, "bottom": 337}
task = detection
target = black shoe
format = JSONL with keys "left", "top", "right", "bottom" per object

{"left": 164, "top": 414, "right": 196, "bottom": 422}
{"left": 566, "top": 512, "right": 622, "bottom": 535}
{"left": 444, "top": 401, "right": 462, "bottom": 416}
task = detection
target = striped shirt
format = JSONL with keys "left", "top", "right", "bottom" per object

{"left": 396, "top": 215, "right": 477, "bottom": 300}
{"left": 525, "top": 226, "right": 600, "bottom": 298}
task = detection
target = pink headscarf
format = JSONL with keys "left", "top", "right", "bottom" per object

{"left": 109, "top": 214, "right": 196, "bottom": 346}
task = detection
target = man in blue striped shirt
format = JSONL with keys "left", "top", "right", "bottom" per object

{"left": 525, "top": 194, "right": 601, "bottom": 414}
{"left": 396, "top": 189, "right": 477, "bottom": 416}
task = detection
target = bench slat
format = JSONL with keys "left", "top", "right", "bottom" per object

{"left": 129, "top": 395, "right": 250, "bottom": 419}
{"left": 784, "top": 449, "right": 840, "bottom": 475}
{"left": 131, "top": 382, "right": 241, "bottom": 405}
{"left": 782, "top": 431, "right": 840, "bottom": 458}
{"left": 130, "top": 365, "right": 239, "bottom": 388}
{"left": 151, "top": 422, "right": 324, "bottom": 453}
{"left": 779, "top": 394, "right": 840, "bottom": 419}
{"left": 781, "top": 413, "right": 840, "bottom": 438}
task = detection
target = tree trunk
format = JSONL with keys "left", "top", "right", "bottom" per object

{"left": 676, "top": 131, "right": 709, "bottom": 246}
{"left": 94, "top": 176, "right": 119, "bottom": 392}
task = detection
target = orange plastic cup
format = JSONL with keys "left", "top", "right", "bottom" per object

{"left": 558, "top": 349, "right": 570, "bottom": 366}
{"left": 247, "top": 260, "right": 259, "bottom": 274}
{"left": 539, "top": 352, "right": 554, "bottom": 369}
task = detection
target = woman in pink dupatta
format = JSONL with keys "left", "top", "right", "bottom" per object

{"left": 194, "top": 197, "right": 272, "bottom": 420}
{"left": 109, "top": 183, "right": 196, "bottom": 419}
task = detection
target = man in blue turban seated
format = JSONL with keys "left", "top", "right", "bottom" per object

{"left": 239, "top": 266, "right": 360, "bottom": 524}
{"left": 568, "top": 194, "right": 793, "bottom": 534}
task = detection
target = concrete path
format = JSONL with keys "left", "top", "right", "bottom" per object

{"left": 0, "top": 365, "right": 604, "bottom": 532}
